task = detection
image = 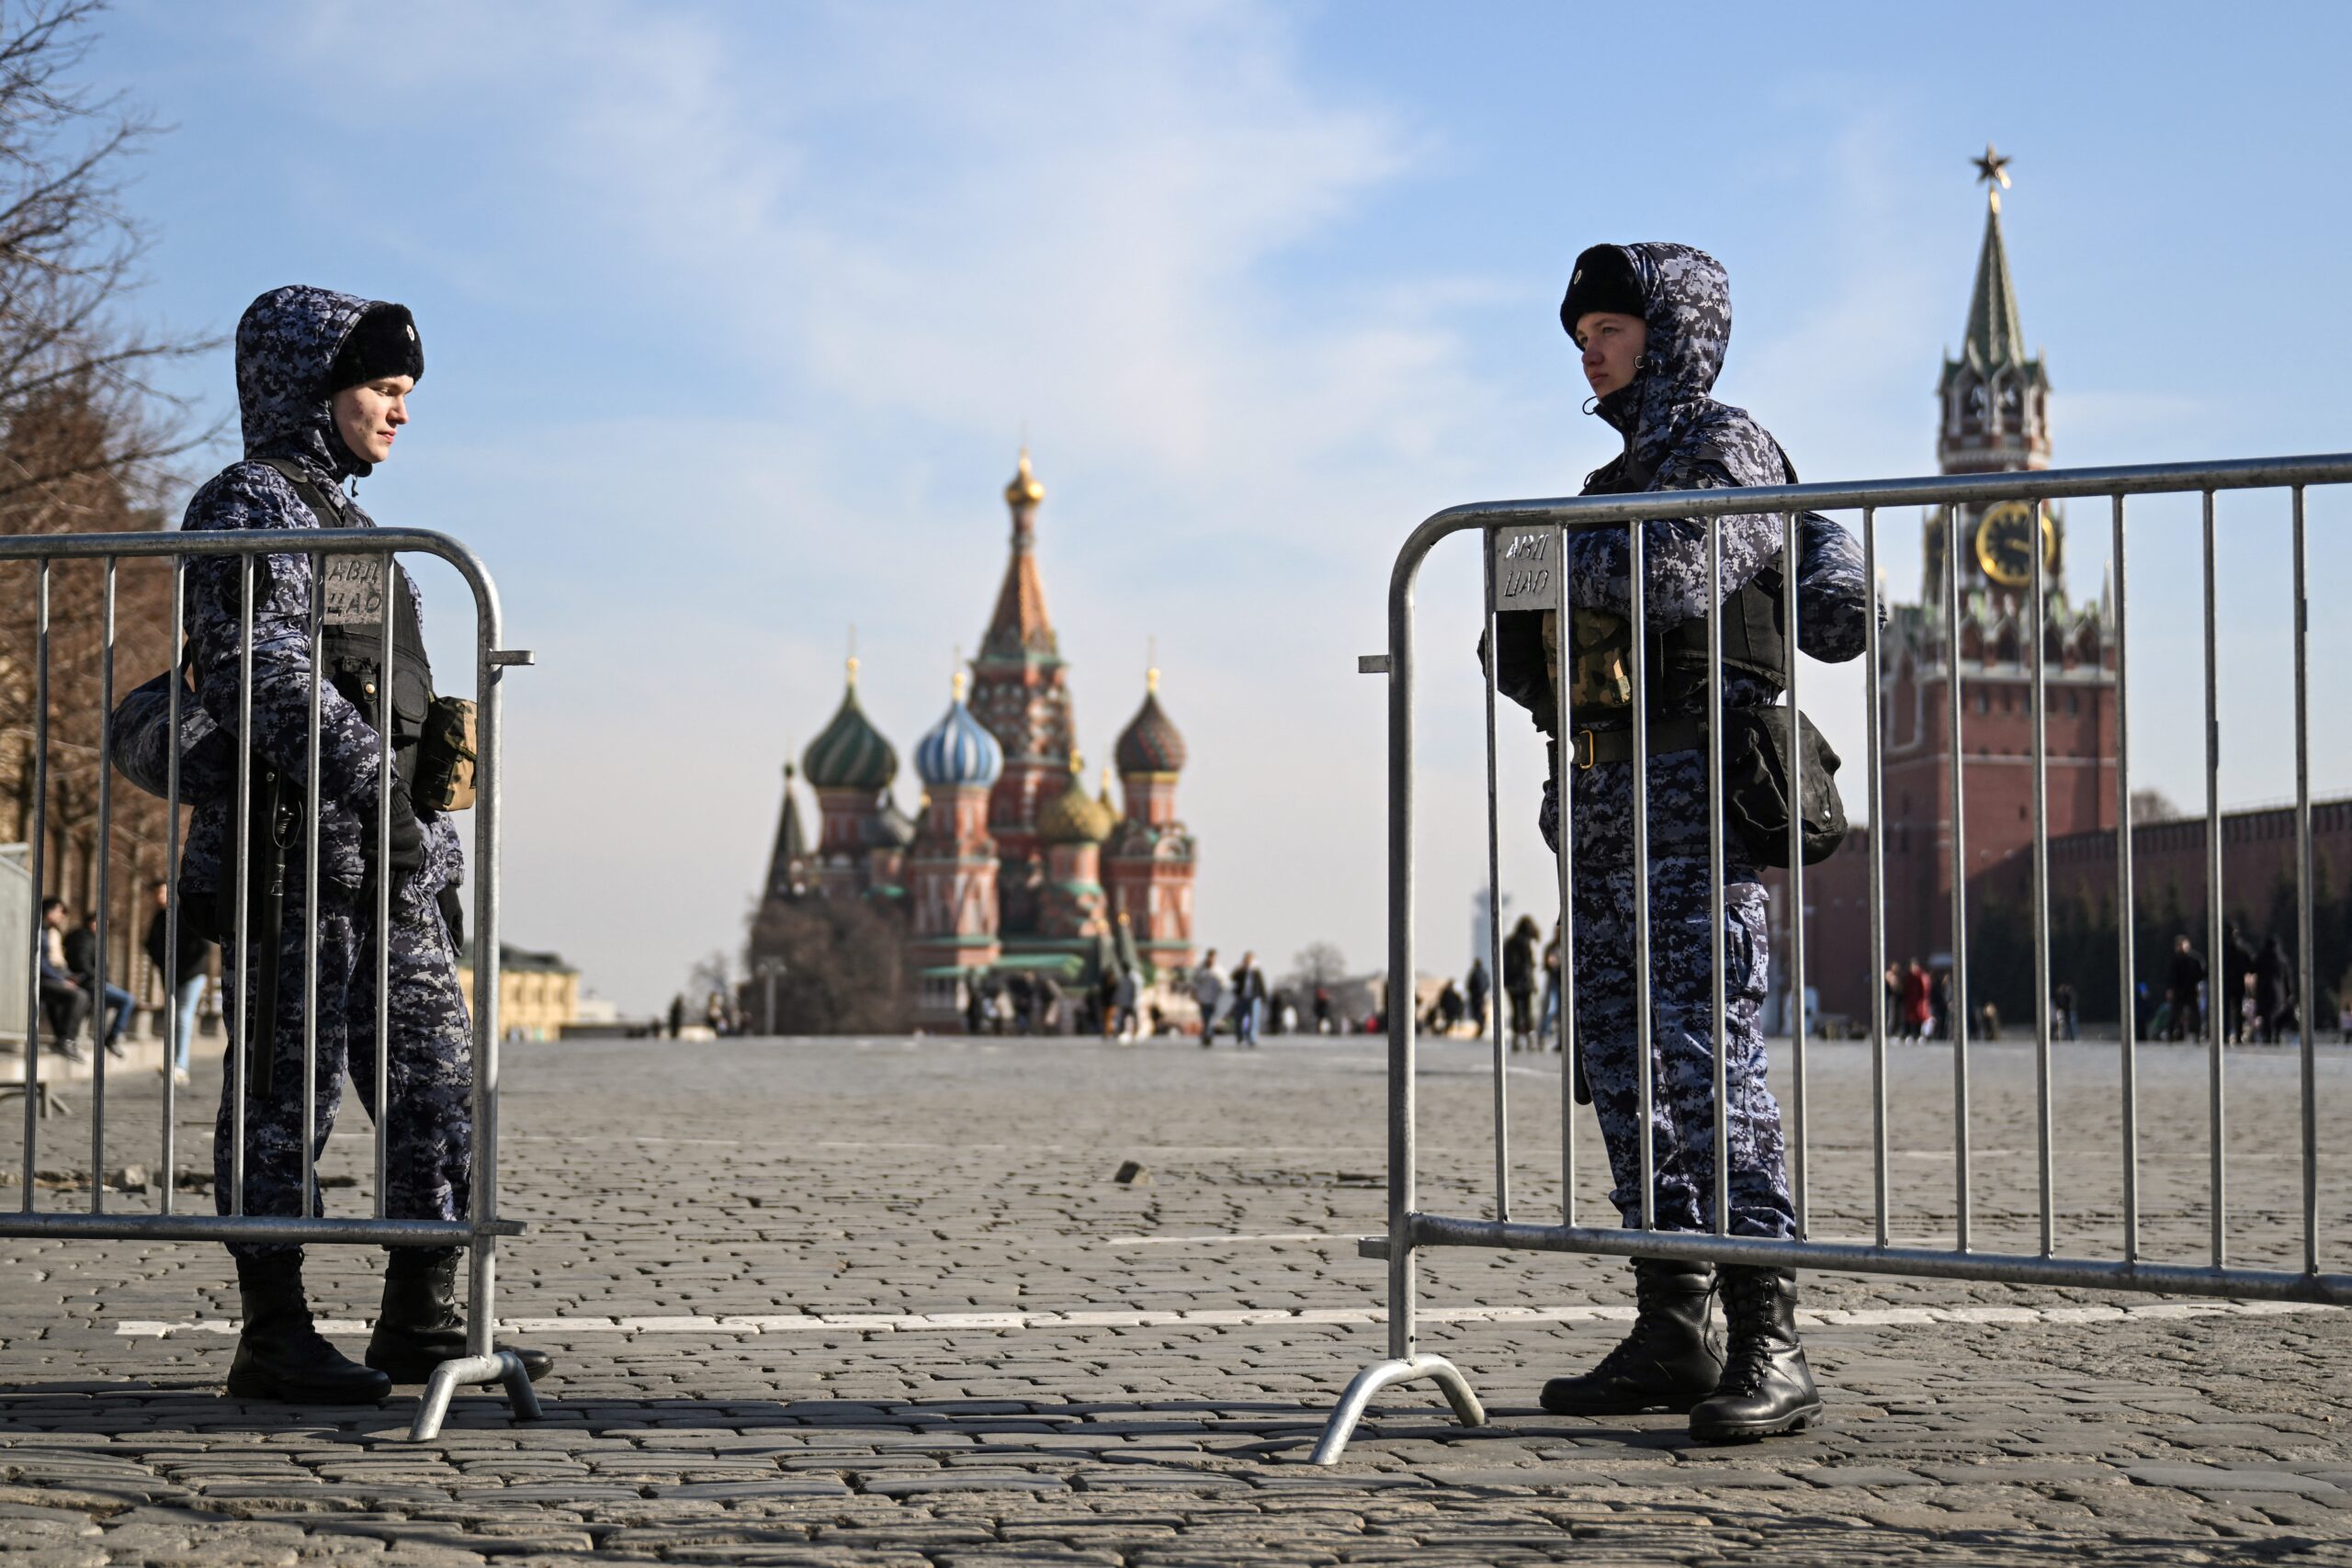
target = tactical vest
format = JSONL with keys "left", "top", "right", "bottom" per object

{"left": 1545, "top": 560, "right": 1787, "bottom": 717}
{"left": 257, "top": 458, "right": 435, "bottom": 795}
{"left": 1549, "top": 435, "right": 1793, "bottom": 717}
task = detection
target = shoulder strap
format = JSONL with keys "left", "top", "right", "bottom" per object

{"left": 254, "top": 457, "right": 349, "bottom": 526}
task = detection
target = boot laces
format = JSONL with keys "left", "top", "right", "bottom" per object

{"left": 1712, "top": 1273, "right": 1785, "bottom": 1396}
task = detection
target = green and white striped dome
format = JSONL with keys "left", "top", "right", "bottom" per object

{"left": 802, "top": 659, "right": 898, "bottom": 792}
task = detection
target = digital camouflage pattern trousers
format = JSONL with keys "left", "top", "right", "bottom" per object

{"left": 213, "top": 875, "right": 472, "bottom": 1260}
{"left": 1543, "top": 749, "right": 1795, "bottom": 1239}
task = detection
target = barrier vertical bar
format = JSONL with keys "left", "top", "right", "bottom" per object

{"left": 2201, "top": 490, "right": 2224, "bottom": 1268}
{"left": 1862, "top": 507, "right": 1889, "bottom": 1247}
{"left": 92, "top": 560, "right": 118, "bottom": 1213}
{"left": 2291, "top": 485, "right": 2317, "bottom": 1277}
{"left": 2112, "top": 494, "right": 2139, "bottom": 1261}
{"left": 1707, "top": 517, "right": 1728, "bottom": 1238}
{"left": 1945, "top": 506, "right": 1972, "bottom": 1252}
{"left": 1386, "top": 535, "right": 1419, "bottom": 1364}
{"left": 232, "top": 555, "right": 254, "bottom": 1216}
{"left": 22, "top": 561, "right": 49, "bottom": 1205}
{"left": 162, "top": 558, "right": 184, "bottom": 1214}
{"left": 1549, "top": 531, "right": 1574, "bottom": 1227}
{"left": 468, "top": 571, "right": 506, "bottom": 1363}
{"left": 376, "top": 554, "right": 394, "bottom": 1213}
{"left": 1782, "top": 509, "right": 1807, "bottom": 1235}
{"left": 1481, "top": 529, "right": 1508, "bottom": 1222}
{"left": 1628, "top": 521, "right": 1655, "bottom": 1231}
{"left": 2029, "top": 507, "right": 2053, "bottom": 1258}
{"left": 302, "top": 556, "right": 322, "bottom": 1218}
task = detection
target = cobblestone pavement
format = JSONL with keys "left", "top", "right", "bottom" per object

{"left": 4, "top": 1032, "right": 2350, "bottom": 1564}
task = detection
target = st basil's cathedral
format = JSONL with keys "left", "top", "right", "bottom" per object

{"left": 757, "top": 452, "right": 1200, "bottom": 1028}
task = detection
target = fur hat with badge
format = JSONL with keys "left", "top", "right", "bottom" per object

{"left": 1559, "top": 244, "right": 1646, "bottom": 337}
{"left": 324, "top": 302, "right": 424, "bottom": 394}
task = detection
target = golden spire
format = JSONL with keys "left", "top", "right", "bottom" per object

{"left": 846, "top": 654, "right": 859, "bottom": 686}
{"left": 951, "top": 669, "right": 967, "bottom": 702}
{"left": 1068, "top": 748, "right": 1084, "bottom": 777}
{"left": 1005, "top": 447, "right": 1045, "bottom": 507}
{"left": 1146, "top": 666, "right": 1160, "bottom": 694}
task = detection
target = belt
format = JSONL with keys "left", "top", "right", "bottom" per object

{"left": 1568, "top": 716, "right": 1709, "bottom": 769}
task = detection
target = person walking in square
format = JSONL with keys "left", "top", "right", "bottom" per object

{"left": 1230, "top": 953, "right": 1267, "bottom": 1048}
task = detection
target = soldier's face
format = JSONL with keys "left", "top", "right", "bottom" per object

{"left": 331, "top": 376, "right": 414, "bottom": 465}
{"left": 1574, "top": 311, "right": 1646, "bottom": 398}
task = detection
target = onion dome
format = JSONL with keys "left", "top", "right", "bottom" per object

{"left": 914, "top": 671, "right": 1003, "bottom": 788}
{"left": 867, "top": 793, "right": 917, "bottom": 850}
{"left": 1037, "top": 752, "right": 1115, "bottom": 845}
{"left": 802, "top": 657, "right": 898, "bottom": 791}
{"left": 1114, "top": 667, "right": 1187, "bottom": 775}
{"left": 1004, "top": 448, "right": 1046, "bottom": 507}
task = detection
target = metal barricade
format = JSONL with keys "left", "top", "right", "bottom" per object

{"left": 0, "top": 525, "right": 536, "bottom": 1440}
{"left": 1315, "top": 452, "right": 2352, "bottom": 1464}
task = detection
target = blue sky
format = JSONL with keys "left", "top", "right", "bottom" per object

{"left": 89, "top": 1, "right": 2352, "bottom": 1010}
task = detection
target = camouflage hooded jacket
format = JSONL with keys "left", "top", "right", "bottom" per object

{"left": 176, "top": 285, "right": 462, "bottom": 905}
{"left": 1494, "top": 243, "right": 1870, "bottom": 733}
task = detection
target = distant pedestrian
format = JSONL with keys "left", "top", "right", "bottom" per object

{"left": 145, "top": 878, "right": 211, "bottom": 1084}
{"left": 1313, "top": 985, "right": 1334, "bottom": 1035}
{"left": 2166, "top": 935, "right": 2205, "bottom": 1041}
{"left": 63, "top": 910, "right": 133, "bottom": 1057}
{"left": 2222, "top": 921, "right": 2256, "bottom": 1044}
{"left": 1009, "top": 973, "right": 1037, "bottom": 1035}
{"left": 1230, "top": 953, "right": 1267, "bottom": 1047}
{"left": 1037, "top": 974, "right": 1064, "bottom": 1034}
{"left": 37, "top": 898, "right": 89, "bottom": 1062}
{"left": 1538, "top": 922, "right": 1563, "bottom": 1050}
{"left": 1095, "top": 967, "right": 1119, "bottom": 1040}
{"left": 1191, "top": 948, "right": 1224, "bottom": 1046}
{"left": 1435, "top": 978, "right": 1464, "bottom": 1035}
{"left": 2256, "top": 935, "right": 2293, "bottom": 1044}
{"left": 1114, "top": 966, "right": 1141, "bottom": 1043}
{"left": 2052, "top": 981, "right": 2077, "bottom": 1043}
{"left": 1501, "top": 916, "right": 1538, "bottom": 1052}
{"left": 1464, "top": 957, "right": 1491, "bottom": 1036}
{"left": 965, "top": 974, "right": 987, "bottom": 1036}
{"left": 668, "top": 994, "right": 687, "bottom": 1040}
{"left": 1900, "top": 961, "right": 1931, "bottom": 1042}
{"left": 1929, "top": 969, "right": 1952, "bottom": 1042}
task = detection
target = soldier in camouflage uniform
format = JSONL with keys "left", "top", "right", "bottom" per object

{"left": 179, "top": 285, "right": 547, "bottom": 1404}
{"left": 1489, "top": 243, "right": 1870, "bottom": 1441}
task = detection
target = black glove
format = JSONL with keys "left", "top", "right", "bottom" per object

{"left": 366, "top": 776, "right": 426, "bottom": 882}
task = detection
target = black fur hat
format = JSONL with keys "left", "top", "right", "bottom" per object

{"left": 325, "top": 302, "right": 424, "bottom": 393}
{"left": 1559, "top": 245, "right": 1645, "bottom": 339}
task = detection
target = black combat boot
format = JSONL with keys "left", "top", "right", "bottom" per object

{"left": 365, "top": 1248, "right": 552, "bottom": 1383}
{"left": 1540, "top": 1259, "right": 1724, "bottom": 1415}
{"left": 224, "top": 1252, "right": 392, "bottom": 1404}
{"left": 1687, "top": 1265, "right": 1824, "bottom": 1441}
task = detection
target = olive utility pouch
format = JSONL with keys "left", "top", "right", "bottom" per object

{"left": 415, "top": 696, "right": 479, "bottom": 812}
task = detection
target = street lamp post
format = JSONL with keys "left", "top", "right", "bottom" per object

{"left": 753, "top": 957, "right": 786, "bottom": 1037}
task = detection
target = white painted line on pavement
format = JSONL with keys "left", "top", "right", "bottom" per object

{"left": 1105, "top": 1233, "right": 1344, "bottom": 1247}
{"left": 113, "top": 1298, "right": 2342, "bottom": 1339}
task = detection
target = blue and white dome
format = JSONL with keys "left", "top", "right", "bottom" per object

{"left": 914, "top": 673, "right": 1003, "bottom": 789}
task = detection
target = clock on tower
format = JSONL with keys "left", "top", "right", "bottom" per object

{"left": 1972, "top": 501, "right": 2058, "bottom": 589}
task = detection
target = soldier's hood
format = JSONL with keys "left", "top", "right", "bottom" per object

{"left": 234, "top": 284, "right": 379, "bottom": 481}
{"left": 1589, "top": 243, "right": 1733, "bottom": 472}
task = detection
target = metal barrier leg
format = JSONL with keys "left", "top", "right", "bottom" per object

{"left": 409, "top": 1346, "right": 542, "bottom": 1441}
{"left": 1308, "top": 1351, "right": 1484, "bottom": 1467}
